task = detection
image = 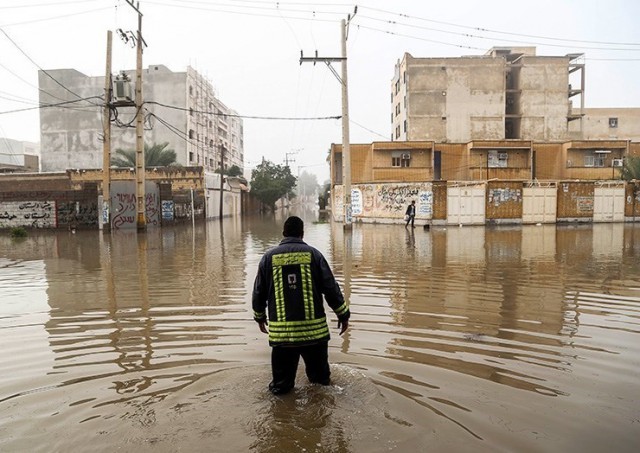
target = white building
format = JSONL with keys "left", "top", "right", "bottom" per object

{"left": 0, "top": 138, "right": 39, "bottom": 173}
{"left": 38, "top": 65, "right": 243, "bottom": 173}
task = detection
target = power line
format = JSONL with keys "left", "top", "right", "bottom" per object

{"left": 359, "top": 5, "right": 640, "bottom": 47}
{"left": 0, "top": 95, "right": 103, "bottom": 115}
{"left": 0, "top": 6, "right": 112, "bottom": 28}
{"left": 0, "top": 0, "right": 101, "bottom": 9}
{"left": 0, "top": 27, "right": 99, "bottom": 104}
{"left": 0, "top": 61, "right": 68, "bottom": 102}
{"left": 357, "top": 14, "right": 640, "bottom": 52}
{"left": 145, "top": 100, "right": 341, "bottom": 120}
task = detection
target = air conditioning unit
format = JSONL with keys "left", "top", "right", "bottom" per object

{"left": 498, "top": 152, "right": 508, "bottom": 160}
{"left": 612, "top": 158, "right": 623, "bottom": 167}
{"left": 401, "top": 153, "right": 411, "bottom": 160}
{"left": 113, "top": 78, "right": 133, "bottom": 103}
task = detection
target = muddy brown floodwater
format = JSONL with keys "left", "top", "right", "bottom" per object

{"left": 1, "top": 209, "right": 639, "bottom": 452}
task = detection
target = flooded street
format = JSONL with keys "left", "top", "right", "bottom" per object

{"left": 1, "top": 210, "right": 639, "bottom": 452}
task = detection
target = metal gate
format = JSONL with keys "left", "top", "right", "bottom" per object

{"left": 593, "top": 182, "right": 625, "bottom": 222}
{"left": 447, "top": 182, "right": 486, "bottom": 225}
{"left": 523, "top": 182, "right": 557, "bottom": 224}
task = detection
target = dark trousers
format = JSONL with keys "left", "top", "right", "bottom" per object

{"left": 269, "top": 341, "right": 330, "bottom": 394}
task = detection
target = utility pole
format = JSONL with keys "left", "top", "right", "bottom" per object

{"left": 219, "top": 143, "right": 225, "bottom": 220}
{"left": 124, "top": 0, "right": 146, "bottom": 231}
{"left": 101, "top": 30, "right": 112, "bottom": 232}
{"left": 300, "top": 7, "right": 356, "bottom": 227}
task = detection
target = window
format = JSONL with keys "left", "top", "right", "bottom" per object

{"left": 395, "top": 125, "right": 400, "bottom": 139}
{"left": 189, "top": 152, "right": 194, "bottom": 162}
{"left": 189, "top": 108, "right": 194, "bottom": 116}
{"left": 189, "top": 85, "right": 193, "bottom": 95}
{"left": 584, "top": 155, "right": 605, "bottom": 167}
{"left": 609, "top": 117, "right": 618, "bottom": 128}
{"left": 392, "top": 152, "right": 411, "bottom": 168}
{"left": 188, "top": 129, "right": 194, "bottom": 139}
{"left": 391, "top": 113, "right": 394, "bottom": 123}
{"left": 488, "top": 150, "right": 508, "bottom": 168}
{"left": 403, "top": 120, "right": 407, "bottom": 133}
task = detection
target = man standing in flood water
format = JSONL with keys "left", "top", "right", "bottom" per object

{"left": 252, "top": 216, "right": 350, "bottom": 395}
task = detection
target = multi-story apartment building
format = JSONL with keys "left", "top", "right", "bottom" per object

{"left": 392, "top": 47, "right": 640, "bottom": 143}
{"left": 38, "top": 65, "right": 243, "bottom": 174}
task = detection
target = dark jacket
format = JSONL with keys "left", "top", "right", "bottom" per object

{"left": 405, "top": 204, "right": 416, "bottom": 216}
{"left": 252, "top": 237, "right": 350, "bottom": 346}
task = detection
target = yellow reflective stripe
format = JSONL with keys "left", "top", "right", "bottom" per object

{"left": 269, "top": 325, "right": 329, "bottom": 341}
{"left": 273, "top": 266, "right": 284, "bottom": 321}
{"left": 253, "top": 310, "right": 266, "bottom": 319}
{"left": 272, "top": 252, "right": 312, "bottom": 267}
{"left": 302, "top": 264, "right": 313, "bottom": 320}
{"left": 269, "top": 317, "right": 327, "bottom": 329}
{"left": 334, "top": 302, "right": 349, "bottom": 316}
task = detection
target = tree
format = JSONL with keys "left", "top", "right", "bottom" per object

{"left": 250, "top": 160, "right": 297, "bottom": 210}
{"left": 216, "top": 164, "right": 243, "bottom": 177}
{"left": 111, "top": 142, "right": 178, "bottom": 167}
{"left": 621, "top": 156, "right": 640, "bottom": 181}
{"left": 318, "top": 180, "right": 331, "bottom": 210}
{"left": 295, "top": 170, "right": 319, "bottom": 200}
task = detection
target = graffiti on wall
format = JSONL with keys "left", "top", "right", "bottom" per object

{"left": 488, "top": 188, "right": 522, "bottom": 207}
{"left": 112, "top": 191, "right": 137, "bottom": 229}
{"left": 145, "top": 191, "right": 160, "bottom": 226}
{"left": 333, "top": 183, "right": 433, "bottom": 220}
{"left": 110, "top": 181, "right": 161, "bottom": 229}
{"left": 57, "top": 202, "right": 98, "bottom": 226}
{"left": 0, "top": 201, "right": 56, "bottom": 228}
{"left": 377, "top": 185, "right": 420, "bottom": 212}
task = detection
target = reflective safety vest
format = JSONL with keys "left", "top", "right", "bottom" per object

{"left": 252, "top": 237, "right": 349, "bottom": 346}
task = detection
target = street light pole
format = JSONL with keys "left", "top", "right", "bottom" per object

{"left": 219, "top": 144, "right": 225, "bottom": 220}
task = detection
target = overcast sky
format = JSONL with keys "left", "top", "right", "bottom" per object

{"left": 1, "top": 0, "right": 639, "bottom": 182}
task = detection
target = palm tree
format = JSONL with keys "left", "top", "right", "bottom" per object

{"left": 111, "top": 142, "right": 178, "bottom": 167}
{"left": 621, "top": 156, "right": 640, "bottom": 181}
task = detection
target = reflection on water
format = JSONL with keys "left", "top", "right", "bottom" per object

{"left": 1, "top": 216, "right": 639, "bottom": 452}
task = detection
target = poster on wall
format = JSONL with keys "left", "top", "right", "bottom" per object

{"left": 418, "top": 191, "right": 433, "bottom": 216}
{"left": 351, "top": 188, "right": 363, "bottom": 216}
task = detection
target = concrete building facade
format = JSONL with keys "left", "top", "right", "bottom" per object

{"left": 0, "top": 138, "right": 39, "bottom": 173}
{"left": 392, "top": 47, "right": 640, "bottom": 143}
{"left": 38, "top": 65, "right": 243, "bottom": 174}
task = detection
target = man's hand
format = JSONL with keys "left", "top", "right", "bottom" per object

{"left": 338, "top": 319, "right": 349, "bottom": 335}
{"left": 258, "top": 320, "right": 269, "bottom": 334}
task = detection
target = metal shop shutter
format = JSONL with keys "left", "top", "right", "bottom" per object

{"left": 447, "top": 184, "right": 486, "bottom": 225}
{"left": 523, "top": 185, "right": 557, "bottom": 224}
{"left": 593, "top": 185, "right": 625, "bottom": 222}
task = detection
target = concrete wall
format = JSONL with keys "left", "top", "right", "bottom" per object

{"left": 519, "top": 57, "right": 570, "bottom": 140}
{"left": 403, "top": 55, "right": 505, "bottom": 142}
{"left": 572, "top": 108, "right": 640, "bottom": 141}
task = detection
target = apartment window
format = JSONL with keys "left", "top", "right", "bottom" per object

{"left": 188, "top": 129, "right": 194, "bottom": 139}
{"left": 189, "top": 85, "right": 193, "bottom": 95}
{"left": 391, "top": 92, "right": 393, "bottom": 103}
{"left": 392, "top": 152, "right": 411, "bottom": 168}
{"left": 488, "top": 150, "right": 508, "bottom": 168}
{"left": 584, "top": 155, "right": 605, "bottom": 167}
{"left": 395, "top": 125, "right": 400, "bottom": 139}
{"left": 609, "top": 117, "right": 618, "bottom": 128}
{"left": 395, "top": 80, "right": 399, "bottom": 94}
{"left": 189, "top": 108, "right": 194, "bottom": 116}
{"left": 189, "top": 152, "right": 194, "bottom": 162}
{"left": 403, "top": 120, "right": 407, "bottom": 133}
{"left": 391, "top": 113, "right": 394, "bottom": 123}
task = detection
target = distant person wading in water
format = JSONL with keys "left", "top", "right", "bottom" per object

{"left": 405, "top": 200, "right": 416, "bottom": 228}
{"left": 252, "top": 216, "right": 350, "bottom": 395}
